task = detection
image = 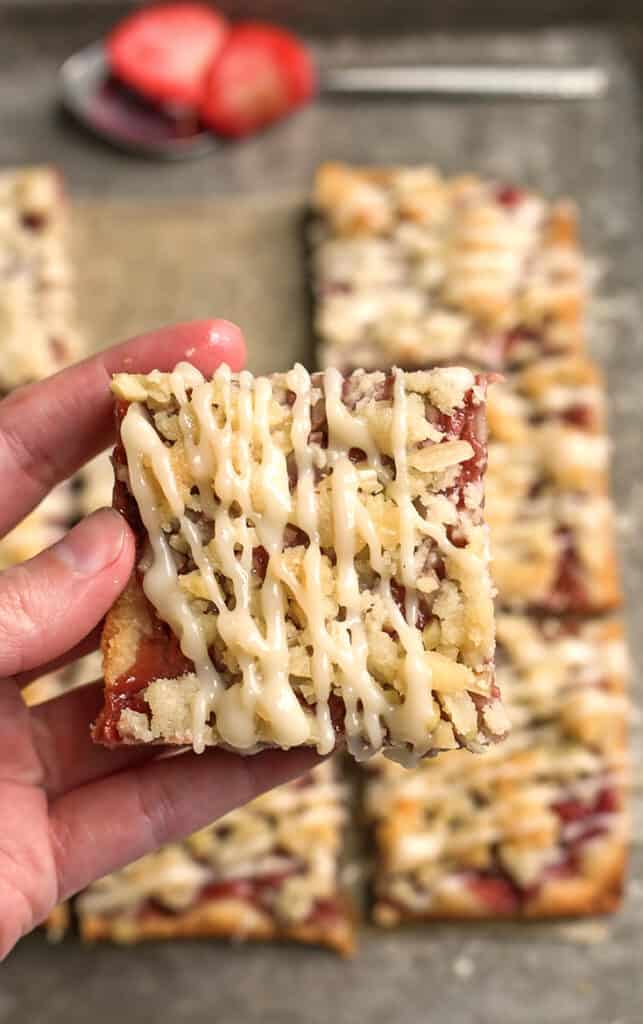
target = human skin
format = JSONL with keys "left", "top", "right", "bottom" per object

{"left": 0, "top": 319, "right": 317, "bottom": 959}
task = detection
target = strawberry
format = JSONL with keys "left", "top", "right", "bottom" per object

{"left": 200, "top": 23, "right": 316, "bottom": 138}
{"left": 108, "top": 3, "right": 228, "bottom": 109}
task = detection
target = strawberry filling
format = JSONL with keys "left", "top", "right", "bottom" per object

{"left": 552, "top": 785, "right": 619, "bottom": 843}
{"left": 459, "top": 784, "right": 619, "bottom": 913}
{"left": 549, "top": 528, "right": 590, "bottom": 612}
{"left": 465, "top": 873, "right": 522, "bottom": 914}
{"left": 422, "top": 378, "right": 489, "bottom": 505}
{"left": 134, "top": 862, "right": 344, "bottom": 930}
{"left": 560, "top": 404, "right": 596, "bottom": 430}
{"left": 93, "top": 610, "right": 194, "bottom": 745}
{"left": 495, "top": 185, "right": 525, "bottom": 208}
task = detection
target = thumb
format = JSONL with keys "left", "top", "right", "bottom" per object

{"left": 0, "top": 508, "right": 134, "bottom": 680}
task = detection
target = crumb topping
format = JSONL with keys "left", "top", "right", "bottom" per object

{"left": 108, "top": 363, "right": 500, "bottom": 762}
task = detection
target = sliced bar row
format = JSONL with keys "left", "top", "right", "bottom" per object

{"left": 311, "top": 161, "right": 628, "bottom": 923}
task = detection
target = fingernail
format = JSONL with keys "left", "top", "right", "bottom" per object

{"left": 54, "top": 509, "right": 126, "bottom": 576}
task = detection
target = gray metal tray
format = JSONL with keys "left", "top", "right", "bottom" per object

{"left": 0, "top": 21, "right": 641, "bottom": 1024}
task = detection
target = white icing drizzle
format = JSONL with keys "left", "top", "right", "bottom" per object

{"left": 322, "top": 371, "right": 379, "bottom": 750}
{"left": 121, "top": 402, "right": 221, "bottom": 753}
{"left": 384, "top": 370, "right": 441, "bottom": 754}
{"left": 119, "top": 363, "right": 487, "bottom": 757}
{"left": 289, "top": 364, "right": 335, "bottom": 754}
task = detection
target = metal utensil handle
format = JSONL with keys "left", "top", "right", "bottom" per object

{"left": 321, "top": 65, "right": 609, "bottom": 100}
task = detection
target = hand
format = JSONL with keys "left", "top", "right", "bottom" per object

{"left": 0, "top": 321, "right": 317, "bottom": 959}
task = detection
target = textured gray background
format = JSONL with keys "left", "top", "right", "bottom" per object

{"left": 0, "top": 8, "right": 642, "bottom": 1024}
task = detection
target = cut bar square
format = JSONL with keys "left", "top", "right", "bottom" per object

{"left": 0, "top": 166, "right": 81, "bottom": 394}
{"left": 487, "top": 356, "right": 608, "bottom": 475}
{"left": 76, "top": 761, "right": 354, "bottom": 955}
{"left": 311, "top": 162, "right": 586, "bottom": 374}
{"left": 486, "top": 357, "right": 621, "bottom": 613}
{"left": 94, "top": 362, "right": 505, "bottom": 763}
{"left": 488, "top": 493, "right": 620, "bottom": 614}
{"left": 367, "top": 615, "right": 629, "bottom": 923}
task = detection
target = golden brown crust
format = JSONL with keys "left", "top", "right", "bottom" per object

{"left": 101, "top": 575, "right": 154, "bottom": 688}
{"left": 80, "top": 896, "right": 356, "bottom": 957}
{"left": 313, "top": 162, "right": 580, "bottom": 240}
{"left": 588, "top": 552, "right": 623, "bottom": 612}
{"left": 524, "top": 837, "right": 627, "bottom": 917}
{"left": 44, "top": 903, "right": 70, "bottom": 941}
{"left": 373, "top": 836, "right": 627, "bottom": 924}
{"left": 593, "top": 617, "right": 627, "bottom": 650}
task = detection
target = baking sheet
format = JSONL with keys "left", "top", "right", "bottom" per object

{"left": 1, "top": 25, "right": 642, "bottom": 1024}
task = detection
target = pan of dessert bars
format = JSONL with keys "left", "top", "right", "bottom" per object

{"left": 1, "top": 10, "right": 642, "bottom": 1024}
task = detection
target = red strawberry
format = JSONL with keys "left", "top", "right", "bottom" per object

{"left": 108, "top": 3, "right": 228, "bottom": 108}
{"left": 200, "top": 23, "right": 316, "bottom": 138}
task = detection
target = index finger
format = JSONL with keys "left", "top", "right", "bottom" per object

{"left": 48, "top": 747, "right": 320, "bottom": 905}
{"left": 0, "top": 319, "right": 245, "bottom": 537}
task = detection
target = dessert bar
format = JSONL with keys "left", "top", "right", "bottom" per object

{"left": 367, "top": 614, "right": 629, "bottom": 922}
{"left": 0, "top": 166, "right": 81, "bottom": 393}
{"left": 94, "top": 362, "right": 505, "bottom": 762}
{"left": 487, "top": 492, "right": 620, "bottom": 614}
{"left": 485, "top": 357, "right": 620, "bottom": 613}
{"left": 311, "top": 163, "right": 586, "bottom": 374}
{"left": 487, "top": 355, "right": 608, "bottom": 489}
{"left": 77, "top": 761, "right": 354, "bottom": 955}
